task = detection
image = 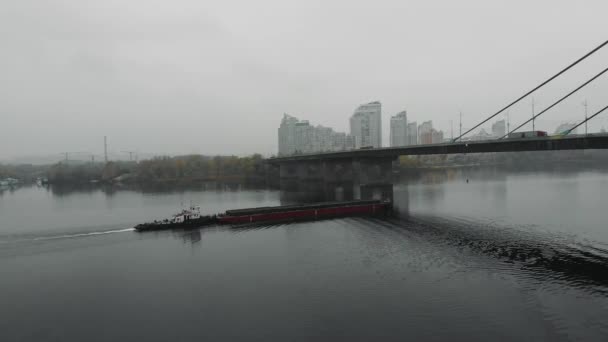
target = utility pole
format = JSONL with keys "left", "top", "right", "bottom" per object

{"left": 531, "top": 98, "right": 535, "bottom": 131}
{"left": 459, "top": 111, "right": 462, "bottom": 138}
{"left": 583, "top": 99, "right": 588, "bottom": 135}
{"left": 104, "top": 136, "right": 108, "bottom": 163}
{"left": 64, "top": 152, "right": 69, "bottom": 162}
{"left": 450, "top": 120, "right": 454, "bottom": 140}
{"left": 506, "top": 111, "right": 510, "bottom": 134}
{"left": 121, "top": 151, "right": 137, "bottom": 162}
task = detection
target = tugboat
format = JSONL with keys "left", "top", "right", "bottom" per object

{"left": 134, "top": 200, "right": 392, "bottom": 233}
{"left": 134, "top": 206, "right": 217, "bottom": 232}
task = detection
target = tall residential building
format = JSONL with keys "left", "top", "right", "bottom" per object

{"left": 294, "top": 121, "right": 314, "bottom": 154}
{"left": 407, "top": 122, "right": 418, "bottom": 145}
{"left": 390, "top": 111, "right": 408, "bottom": 147}
{"left": 492, "top": 119, "right": 506, "bottom": 138}
{"left": 431, "top": 130, "right": 444, "bottom": 144}
{"left": 350, "top": 101, "right": 382, "bottom": 148}
{"left": 278, "top": 114, "right": 354, "bottom": 156}
{"left": 278, "top": 114, "right": 299, "bottom": 156}
{"left": 418, "top": 121, "right": 433, "bottom": 144}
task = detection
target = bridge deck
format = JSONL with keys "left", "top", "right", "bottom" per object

{"left": 270, "top": 134, "right": 608, "bottom": 163}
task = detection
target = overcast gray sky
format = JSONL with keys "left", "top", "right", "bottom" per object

{"left": 1, "top": 0, "right": 607, "bottom": 161}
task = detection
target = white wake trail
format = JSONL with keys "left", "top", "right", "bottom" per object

{"left": 32, "top": 228, "right": 135, "bottom": 241}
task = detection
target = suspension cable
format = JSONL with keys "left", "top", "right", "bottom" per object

{"left": 498, "top": 66, "right": 608, "bottom": 139}
{"left": 562, "top": 104, "right": 608, "bottom": 136}
{"left": 453, "top": 39, "right": 608, "bottom": 142}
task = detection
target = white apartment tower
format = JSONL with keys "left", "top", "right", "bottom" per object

{"left": 407, "top": 122, "right": 418, "bottom": 145}
{"left": 390, "top": 111, "right": 408, "bottom": 147}
{"left": 492, "top": 119, "right": 506, "bottom": 138}
{"left": 350, "top": 101, "right": 382, "bottom": 148}
{"left": 418, "top": 120, "right": 433, "bottom": 144}
{"left": 278, "top": 114, "right": 299, "bottom": 156}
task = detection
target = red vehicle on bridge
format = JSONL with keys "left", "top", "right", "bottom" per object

{"left": 507, "top": 131, "right": 548, "bottom": 139}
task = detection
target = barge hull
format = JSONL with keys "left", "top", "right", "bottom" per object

{"left": 219, "top": 202, "right": 389, "bottom": 225}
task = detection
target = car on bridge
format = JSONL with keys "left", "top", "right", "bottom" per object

{"left": 507, "top": 130, "right": 548, "bottom": 139}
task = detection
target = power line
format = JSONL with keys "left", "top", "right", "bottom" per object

{"left": 563, "top": 104, "right": 608, "bottom": 136}
{"left": 454, "top": 39, "right": 608, "bottom": 141}
{"left": 499, "top": 66, "right": 608, "bottom": 139}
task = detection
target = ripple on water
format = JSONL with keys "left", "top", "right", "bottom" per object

{"left": 390, "top": 214, "right": 608, "bottom": 296}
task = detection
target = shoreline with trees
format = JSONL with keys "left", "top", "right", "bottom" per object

{"left": 3, "top": 150, "right": 608, "bottom": 191}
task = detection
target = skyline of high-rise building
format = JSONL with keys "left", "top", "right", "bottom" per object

{"left": 278, "top": 114, "right": 354, "bottom": 156}
{"left": 279, "top": 104, "right": 583, "bottom": 155}
{"left": 350, "top": 101, "right": 382, "bottom": 149}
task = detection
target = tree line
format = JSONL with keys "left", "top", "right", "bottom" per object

{"left": 38, "top": 154, "right": 277, "bottom": 187}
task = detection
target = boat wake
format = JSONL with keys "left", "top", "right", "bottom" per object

{"left": 30, "top": 228, "right": 136, "bottom": 241}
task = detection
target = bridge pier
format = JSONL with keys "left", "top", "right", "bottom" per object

{"left": 278, "top": 156, "right": 395, "bottom": 203}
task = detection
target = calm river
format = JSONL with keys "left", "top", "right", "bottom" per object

{"left": 1, "top": 169, "right": 608, "bottom": 341}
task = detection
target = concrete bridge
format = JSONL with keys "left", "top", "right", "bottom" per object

{"left": 269, "top": 134, "right": 608, "bottom": 203}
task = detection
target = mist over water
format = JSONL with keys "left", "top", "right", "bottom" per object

{"left": 1, "top": 169, "right": 608, "bottom": 340}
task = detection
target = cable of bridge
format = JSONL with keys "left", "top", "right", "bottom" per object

{"left": 453, "top": 39, "right": 608, "bottom": 142}
{"left": 498, "top": 66, "right": 608, "bottom": 139}
{"left": 562, "top": 104, "right": 608, "bottom": 136}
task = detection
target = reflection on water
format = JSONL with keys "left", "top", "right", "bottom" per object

{"left": 1, "top": 169, "right": 608, "bottom": 340}
{"left": 45, "top": 181, "right": 262, "bottom": 197}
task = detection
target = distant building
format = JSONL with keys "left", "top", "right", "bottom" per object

{"left": 418, "top": 121, "right": 433, "bottom": 144}
{"left": 431, "top": 129, "right": 444, "bottom": 144}
{"left": 468, "top": 128, "right": 493, "bottom": 141}
{"left": 278, "top": 114, "right": 353, "bottom": 156}
{"left": 554, "top": 122, "right": 578, "bottom": 135}
{"left": 390, "top": 111, "right": 408, "bottom": 147}
{"left": 407, "top": 122, "right": 418, "bottom": 145}
{"left": 312, "top": 125, "right": 333, "bottom": 152}
{"left": 492, "top": 119, "right": 506, "bottom": 138}
{"left": 350, "top": 101, "right": 382, "bottom": 148}
{"left": 294, "top": 121, "right": 313, "bottom": 154}
{"left": 331, "top": 132, "right": 346, "bottom": 151}
{"left": 329, "top": 131, "right": 355, "bottom": 151}
{"left": 278, "top": 114, "right": 299, "bottom": 156}
{"left": 345, "top": 134, "right": 356, "bottom": 149}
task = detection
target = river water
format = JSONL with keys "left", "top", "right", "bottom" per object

{"left": 1, "top": 169, "right": 608, "bottom": 341}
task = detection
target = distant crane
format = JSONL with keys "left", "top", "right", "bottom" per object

{"left": 121, "top": 150, "right": 138, "bottom": 162}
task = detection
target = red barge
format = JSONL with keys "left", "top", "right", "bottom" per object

{"left": 135, "top": 200, "right": 391, "bottom": 232}
{"left": 218, "top": 200, "right": 391, "bottom": 225}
